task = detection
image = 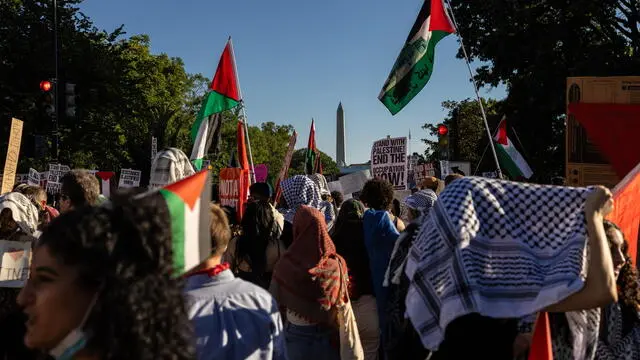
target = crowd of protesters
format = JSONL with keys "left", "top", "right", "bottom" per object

{"left": 0, "top": 147, "right": 637, "bottom": 360}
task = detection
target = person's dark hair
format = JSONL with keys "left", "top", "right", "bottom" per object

{"left": 445, "top": 174, "right": 464, "bottom": 187}
{"left": 209, "top": 204, "right": 231, "bottom": 256}
{"left": 392, "top": 199, "right": 401, "bottom": 218}
{"left": 331, "top": 191, "right": 344, "bottom": 208}
{"left": 235, "top": 201, "right": 277, "bottom": 279}
{"left": 604, "top": 220, "right": 640, "bottom": 332}
{"left": 37, "top": 197, "right": 194, "bottom": 360}
{"left": 249, "top": 182, "right": 271, "bottom": 201}
{"left": 60, "top": 170, "right": 100, "bottom": 207}
{"left": 360, "top": 178, "right": 395, "bottom": 210}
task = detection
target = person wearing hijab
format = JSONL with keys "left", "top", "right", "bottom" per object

{"left": 149, "top": 148, "right": 196, "bottom": 189}
{"left": 331, "top": 199, "right": 379, "bottom": 360}
{"left": 277, "top": 175, "right": 322, "bottom": 248}
{"left": 382, "top": 189, "right": 437, "bottom": 359}
{"left": 270, "top": 206, "right": 361, "bottom": 360}
{"left": 0, "top": 192, "right": 40, "bottom": 360}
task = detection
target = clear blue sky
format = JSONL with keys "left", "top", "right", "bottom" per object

{"left": 79, "top": 0, "right": 505, "bottom": 165}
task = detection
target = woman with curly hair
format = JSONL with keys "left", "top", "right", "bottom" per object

{"left": 16, "top": 195, "right": 195, "bottom": 360}
{"left": 595, "top": 220, "right": 640, "bottom": 359}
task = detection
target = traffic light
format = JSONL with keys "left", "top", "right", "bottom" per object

{"left": 65, "top": 83, "right": 76, "bottom": 117}
{"left": 40, "top": 79, "right": 55, "bottom": 116}
{"left": 437, "top": 124, "right": 449, "bottom": 160}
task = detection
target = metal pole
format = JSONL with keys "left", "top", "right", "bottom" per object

{"left": 53, "top": 0, "right": 60, "bottom": 160}
{"left": 228, "top": 37, "right": 256, "bottom": 183}
{"left": 444, "top": 0, "right": 502, "bottom": 179}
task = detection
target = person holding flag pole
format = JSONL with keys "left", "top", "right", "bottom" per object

{"left": 191, "top": 37, "right": 257, "bottom": 184}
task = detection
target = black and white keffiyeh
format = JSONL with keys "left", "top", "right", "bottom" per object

{"left": 279, "top": 175, "right": 321, "bottom": 224}
{"left": 149, "top": 148, "right": 195, "bottom": 189}
{"left": 404, "top": 177, "right": 596, "bottom": 353}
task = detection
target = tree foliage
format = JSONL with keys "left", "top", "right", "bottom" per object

{"left": 289, "top": 149, "right": 340, "bottom": 177}
{"left": 448, "top": 0, "right": 640, "bottom": 180}
{"left": 0, "top": 1, "right": 302, "bottom": 186}
{"left": 422, "top": 98, "right": 501, "bottom": 173}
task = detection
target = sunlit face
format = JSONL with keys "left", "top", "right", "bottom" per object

{"left": 17, "top": 245, "right": 96, "bottom": 351}
{"left": 607, "top": 229, "right": 626, "bottom": 279}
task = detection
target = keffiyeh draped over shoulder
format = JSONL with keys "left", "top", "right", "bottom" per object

{"left": 279, "top": 175, "right": 321, "bottom": 224}
{"left": 405, "top": 177, "right": 596, "bottom": 353}
{"left": 149, "top": 148, "right": 195, "bottom": 189}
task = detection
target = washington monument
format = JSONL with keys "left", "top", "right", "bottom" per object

{"left": 336, "top": 102, "right": 346, "bottom": 167}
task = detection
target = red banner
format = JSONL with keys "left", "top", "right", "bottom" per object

{"left": 219, "top": 168, "right": 249, "bottom": 222}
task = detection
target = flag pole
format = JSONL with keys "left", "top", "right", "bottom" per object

{"left": 473, "top": 117, "right": 503, "bottom": 176}
{"left": 228, "top": 37, "right": 257, "bottom": 184}
{"left": 444, "top": 0, "right": 502, "bottom": 179}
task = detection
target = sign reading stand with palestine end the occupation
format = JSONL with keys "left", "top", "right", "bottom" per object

{"left": 371, "top": 136, "right": 408, "bottom": 191}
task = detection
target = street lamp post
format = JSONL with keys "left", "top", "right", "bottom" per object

{"left": 53, "top": 0, "right": 59, "bottom": 160}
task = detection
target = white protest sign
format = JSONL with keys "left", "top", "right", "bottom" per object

{"left": 46, "top": 163, "right": 69, "bottom": 194}
{"left": 414, "top": 163, "right": 435, "bottom": 184}
{"left": 0, "top": 240, "right": 32, "bottom": 288}
{"left": 28, "top": 168, "right": 39, "bottom": 186}
{"left": 448, "top": 161, "right": 471, "bottom": 177}
{"left": 370, "top": 136, "right": 407, "bottom": 191}
{"left": 339, "top": 169, "right": 371, "bottom": 195}
{"left": 327, "top": 181, "right": 343, "bottom": 194}
{"left": 118, "top": 169, "right": 142, "bottom": 188}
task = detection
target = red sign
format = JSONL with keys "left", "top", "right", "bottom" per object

{"left": 219, "top": 168, "right": 249, "bottom": 222}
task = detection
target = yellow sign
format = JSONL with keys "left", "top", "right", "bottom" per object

{"left": 1, "top": 118, "right": 24, "bottom": 194}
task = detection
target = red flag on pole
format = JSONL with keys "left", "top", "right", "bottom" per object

{"left": 237, "top": 120, "right": 249, "bottom": 171}
{"left": 528, "top": 312, "right": 553, "bottom": 360}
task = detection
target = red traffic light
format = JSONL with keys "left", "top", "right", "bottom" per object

{"left": 40, "top": 80, "right": 52, "bottom": 92}
{"left": 437, "top": 124, "right": 449, "bottom": 136}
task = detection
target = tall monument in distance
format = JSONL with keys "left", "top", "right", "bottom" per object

{"left": 336, "top": 102, "right": 347, "bottom": 167}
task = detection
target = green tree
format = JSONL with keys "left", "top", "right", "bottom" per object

{"left": 289, "top": 149, "right": 340, "bottom": 177}
{"left": 422, "top": 98, "right": 501, "bottom": 173}
{"left": 448, "top": 0, "right": 640, "bottom": 180}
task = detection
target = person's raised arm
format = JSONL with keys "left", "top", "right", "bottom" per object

{"left": 544, "top": 186, "right": 617, "bottom": 312}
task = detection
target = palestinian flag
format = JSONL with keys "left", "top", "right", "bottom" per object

{"left": 191, "top": 38, "right": 241, "bottom": 170}
{"left": 379, "top": 0, "right": 456, "bottom": 115}
{"left": 138, "top": 171, "right": 212, "bottom": 275}
{"left": 305, "top": 119, "right": 318, "bottom": 175}
{"left": 494, "top": 118, "right": 533, "bottom": 179}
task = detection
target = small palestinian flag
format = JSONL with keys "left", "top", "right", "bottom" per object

{"left": 139, "top": 171, "right": 212, "bottom": 275}
{"left": 191, "top": 38, "right": 241, "bottom": 170}
{"left": 379, "top": 0, "right": 455, "bottom": 115}
{"left": 494, "top": 117, "right": 533, "bottom": 179}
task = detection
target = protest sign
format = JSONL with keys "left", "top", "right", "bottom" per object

{"left": 46, "top": 164, "right": 70, "bottom": 194}
{"left": 219, "top": 168, "right": 249, "bottom": 222}
{"left": 28, "top": 168, "right": 39, "bottom": 186}
{"left": 254, "top": 164, "right": 268, "bottom": 183}
{"left": 339, "top": 169, "right": 371, "bottom": 195}
{"left": 370, "top": 136, "right": 407, "bottom": 190}
{"left": 118, "top": 169, "right": 142, "bottom": 188}
{"left": 414, "top": 163, "right": 435, "bottom": 184}
{"left": 274, "top": 131, "right": 298, "bottom": 203}
{"left": 327, "top": 181, "right": 343, "bottom": 194}
{"left": 0, "top": 239, "right": 32, "bottom": 288}
{"left": 1, "top": 118, "right": 24, "bottom": 194}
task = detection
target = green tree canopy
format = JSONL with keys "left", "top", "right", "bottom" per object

{"left": 448, "top": 0, "right": 640, "bottom": 180}
{"left": 422, "top": 98, "right": 502, "bottom": 174}
{"left": 289, "top": 148, "right": 340, "bottom": 177}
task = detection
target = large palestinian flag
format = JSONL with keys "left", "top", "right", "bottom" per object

{"left": 138, "top": 171, "right": 212, "bottom": 275}
{"left": 191, "top": 38, "right": 241, "bottom": 170}
{"left": 379, "top": 0, "right": 455, "bottom": 115}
